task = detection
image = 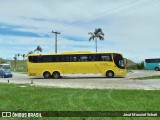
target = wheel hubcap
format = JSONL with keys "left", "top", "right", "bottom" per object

{"left": 109, "top": 72, "right": 113, "bottom": 77}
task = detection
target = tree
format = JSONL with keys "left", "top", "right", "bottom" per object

{"left": 13, "top": 54, "right": 17, "bottom": 68}
{"left": 0, "top": 58, "right": 5, "bottom": 64}
{"left": 88, "top": 28, "right": 104, "bottom": 52}
{"left": 34, "top": 45, "right": 42, "bottom": 54}
{"left": 17, "top": 54, "right": 20, "bottom": 60}
{"left": 22, "top": 54, "right": 26, "bottom": 60}
{"left": 28, "top": 51, "right": 34, "bottom": 55}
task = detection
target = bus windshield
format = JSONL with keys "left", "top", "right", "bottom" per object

{"left": 113, "top": 54, "right": 125, "bottom": 69}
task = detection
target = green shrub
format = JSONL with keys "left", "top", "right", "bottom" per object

{"left": 127, "top": 61, "right": 144, "bottom": 70}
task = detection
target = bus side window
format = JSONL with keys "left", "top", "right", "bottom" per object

{"left": 43, "top": 56, "right": 53, "bottom": 62}
{"left": 37, "top": 56, "right": 43, "bottom": 62}
{"left": 76, "top": 56, "right": 80, "bottom": 61}
{"left": 29, "top": 56, "right": 37, "bottom": 63}
{"left": 100, "top": 54, "right": 112, "bottom": 61}
{"left": 68, "top": 56, "right": 77, "bottom": 62}
{"left": 72, "top": 56, "right": 77, "bottom": 62}
{"left": 65, "top": 56, "right": 70, "bottom": 62}
{"left": 88, "top": 55, "right": 92, "bottom": 61}
{"left": 80, "top": 55, "right": 88, "bottom": 61}
{"left": 53, "top": 56, "right": 60, "bottom": 62}
{"left": 95, "top": 54, "right": 101, "bottom": 61}
{"left": 88, "top": 55, "right": 96, "bottom": 61}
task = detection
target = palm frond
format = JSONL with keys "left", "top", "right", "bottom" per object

{"left": 88, "top": 32, "right": 94, "bottom": 35}
{"left": 36, "top": 45, "right": 43, "bottom": 52}
{"left": 94, "top": 28, "right": 102, "bottom": 34}
{"left": 88, "top": 32, "right": 96, "bottom": 41}
{"left": 99, "top": 35, "right": 104, "bottom": 40}
{"left": 89, "top": 36, "right": 95, "bottom": 41}
{"left": 101, "top": 32, "right": 104, "bottom": 36}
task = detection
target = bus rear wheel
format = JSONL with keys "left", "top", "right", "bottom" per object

{"left": 43, "top": 72, "right": 51, "bottom": 78}
{"left": 155, "top": 67, "right": 159, "bottom": 71}
{"left": 106, "top": 71, "right": 114, "bottom": 78}
{"left": 52, "top": 71, "right": 60, "bottom": 79}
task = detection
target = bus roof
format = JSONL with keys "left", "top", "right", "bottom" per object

{"left": 145, "top": 58, "right": 160, "bottom": 60}
{"left": 28, "top": 51, "right": 122, "bottom": 56}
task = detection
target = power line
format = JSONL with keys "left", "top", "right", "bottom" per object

{"left": 79, "top": 0, "right": 141, "bottom": 25}
{"left": 61, "top": 0, "right": 160, "bottom": 33}
{"left": 61, "top": 0, "right": 140, "bottom": 32}
{"left": 85, "top": 0, "right": 160, "bottom": 24}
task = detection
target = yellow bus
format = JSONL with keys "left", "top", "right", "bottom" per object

{"left": 27, "top": 51, "right": 127, "bottom": 78}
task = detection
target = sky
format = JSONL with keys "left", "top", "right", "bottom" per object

{"left": 0, "top": 0, "right": 160, "bottom": 62}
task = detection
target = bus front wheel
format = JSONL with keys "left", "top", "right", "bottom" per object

{"left": 43, "top": 72, "right": 51, "bottom": 78}
{"left": 52, "top": 71, "right": 60, "bottom": 79}
{"left": 106, "top": 71, "right": 114, "bottom": 78}
{"left": 155, "top": 67, "right": 159, "bottom": 71}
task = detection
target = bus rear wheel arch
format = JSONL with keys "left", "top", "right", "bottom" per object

{"left": 52, "top": 71, "right": 60, "bottom": 79}
{"left": 106, "top": 70, "right": 114, "bottom": 78}
{"left": 43, "top": 71, "right": 51, "bottom": 78}
{"left": 155, "top": 67, "right": 159, "bottom": 71}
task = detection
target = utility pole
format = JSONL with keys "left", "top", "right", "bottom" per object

{"left": 52, "top": 31, "right": 61, "bottom": 54}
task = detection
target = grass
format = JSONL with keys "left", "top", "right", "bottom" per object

{"left": 132, "top": 75, "right": 160, "bottom": 80}
{"left": 0, "top": 83, "right": 159, "bottom": 120}
{"left": 127, "top": 69, "right": 133, "bottom": 73}
{"left": 0, "top": 83, "right": 160, "bottom": 111}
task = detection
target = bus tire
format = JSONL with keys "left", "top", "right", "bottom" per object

{"left": 52, "top": 71, "right": 60, "bottom": 79}
{"left": 43, "top": 72, "right": 51, "bottom": 78}
{"left": 155, "top": 67, "right": 159, "bottom": 71}
{"left": 106, "top": 71, "right": 114, "bottom": 78}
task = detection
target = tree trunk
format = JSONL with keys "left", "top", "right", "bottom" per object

{"left": 55, "top": 34, "right": 57, "bottom": 54}
{"left": 14, "top": 59, "right": 17, "bottom": 69}
{"left": 95, "top": 38, "right": 97, "bottom": 52}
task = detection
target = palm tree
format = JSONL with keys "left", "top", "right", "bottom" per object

{"left": 28, "top": 51, "right": 34, "bottom": 54}
{"left": 88, "top": 28, "right": 104, "bottom": 52}
{"left": 22, "top": 54, "right": 26, "bottom": 60}
{"left": 13, "top": 54, "right": 17, "bottom": 68}
{"left": 27, "top": 51, "right": 34, "bottom": 57}
{"left": 17, "top": 54, "right": 20, "bottom": 60}
{"left": 34, "top": 45, "right": 42, "bottom": 54}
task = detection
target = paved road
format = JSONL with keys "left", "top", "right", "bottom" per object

{"left": 0, "top": 70, "right": 160, "bottom": 90}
